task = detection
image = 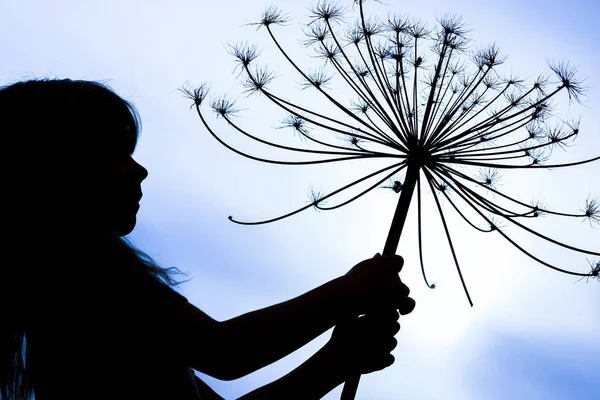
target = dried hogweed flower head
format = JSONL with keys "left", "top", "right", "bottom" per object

{"left": 186, "top": 0, "right": 600, "bottom": 290}
{"left": 185, "top": 1, "right": 598, "bottom": 398}
{"left": 184, "top": 0, "right": 599, "bottom": 305}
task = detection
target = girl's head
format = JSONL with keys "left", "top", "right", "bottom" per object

{"left": 1, "top": 78, "right": 186, "bottom": 400}
{"left": 0, "top": 78, "right": 148, "bottom": 236}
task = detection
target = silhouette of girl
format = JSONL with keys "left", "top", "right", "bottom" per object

{"left": 0, "top": 78, "right": 415, "bottom": 400}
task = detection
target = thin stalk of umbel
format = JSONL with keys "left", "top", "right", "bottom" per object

{"left": 341, "top": 161, "right": 420, "bottom": 400}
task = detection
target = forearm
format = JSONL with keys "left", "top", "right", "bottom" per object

{"left": 193, "top": 375, "right": 225, "bottom": 400}
{"left": 217, "top": 276, "right": 355, "bottom": 378}
{"left": 236, "top": 343, "right": 346, "bottom": 400}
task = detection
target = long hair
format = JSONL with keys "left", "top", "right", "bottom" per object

{"left": 0, "top": 78, "right": 188, "bottom": 400}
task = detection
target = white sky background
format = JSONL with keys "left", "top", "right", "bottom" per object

{"left": 1, "top": 0, "right": 599, "bottom": 399}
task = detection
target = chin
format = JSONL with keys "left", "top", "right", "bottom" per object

{"left": 114, "top": 219, "right": 137, "bottom": 236}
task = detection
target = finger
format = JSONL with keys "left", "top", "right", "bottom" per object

{"left": 379, "top": 278, "right": 410, "bottom": 302}
{"left": 362, "top": 320, "right": 400, "bottom": 338}
{"left": 369, "top": 336, "right": 397, "bottom": 353}
{"left": 398, "top": 296, "right": 416, "bottom": 315}
{"left": 360, "top": 353, "right": 395, "bottom": 374}
{"left": 384, "top": 354, "right": 395, "bottom": 369}
{"left": 386, "top": 337, "right": 398, "bottom": 352}
{"left": 393, "top": 320, "right": 400, "bottom": 335}
{"left": 362, "top": 313, "right": 401, "bottom": 337}
{"left": 378, "top": 254, "right": 404, "bottom": 273}
{"left": 396, "top": 281, "right": 410, "bottom": 297}
{"left": 381, "top": 320, "right": 400, "bottom": 336}
{"left": 377, "top": 281, "right": 410, "bottom": 308}
{"left": 365, "top": 309, "right": 399, "bottom": 322}
{"left": 388, "top": 254, "right": 404, "bottom": 273}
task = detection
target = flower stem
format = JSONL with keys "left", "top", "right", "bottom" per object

{"left": 383, "top": 161, "right": 420, "bottom": 255}
{"left": 341, "top": 161, "right": 420, "bottom": 400}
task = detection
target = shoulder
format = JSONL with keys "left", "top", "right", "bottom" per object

{"left": 137, "top": 272, "right": 189, "bottom": 303}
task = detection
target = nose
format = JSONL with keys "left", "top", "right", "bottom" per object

{"left": 134, "top": 158, "right": 148, "bottom": 181}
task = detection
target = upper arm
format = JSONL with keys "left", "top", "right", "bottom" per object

{"left": 132, "top": 277, "right": 231, "bottom": 378}
{"left": 168, "top": 299, "right": 234, "bottom": 378}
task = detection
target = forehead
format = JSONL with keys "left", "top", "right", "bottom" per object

{"left": 88, "top": 105, "right": 139, "bottom": 155}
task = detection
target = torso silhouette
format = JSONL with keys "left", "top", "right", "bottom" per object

{"left": 25, "top": 238, "right": 202, "bottom": 400}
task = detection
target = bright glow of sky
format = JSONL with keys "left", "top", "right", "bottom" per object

{"left": 2, "top": 0, "right": 598, "bottom": 399}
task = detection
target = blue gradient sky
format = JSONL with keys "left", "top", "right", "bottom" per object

{"left": 2, "top": 0, "right": 598, "bottom": 399}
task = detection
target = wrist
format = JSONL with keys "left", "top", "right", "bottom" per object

{"left": 318, "top": 341, "right": 351, "bottom": 386}
{"left": 332, "top": 276, "right": 361, "bottom": 319}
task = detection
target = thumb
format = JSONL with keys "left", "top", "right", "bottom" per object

{"left": 387, "top": 254, "right": 404, "bottom": 273}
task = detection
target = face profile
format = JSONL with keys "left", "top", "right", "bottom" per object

{"left": 96, "top": 152, "right": 148, "bottom": 236}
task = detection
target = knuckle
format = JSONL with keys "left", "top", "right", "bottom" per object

{"left": 400, "top": 283, "right": 410, "bottom": 296}
{"left": 399, "top": 297, "right": 416, "bottom": 315}
{"left": 387, "top": 354, "right": 395, "bottom": 366}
